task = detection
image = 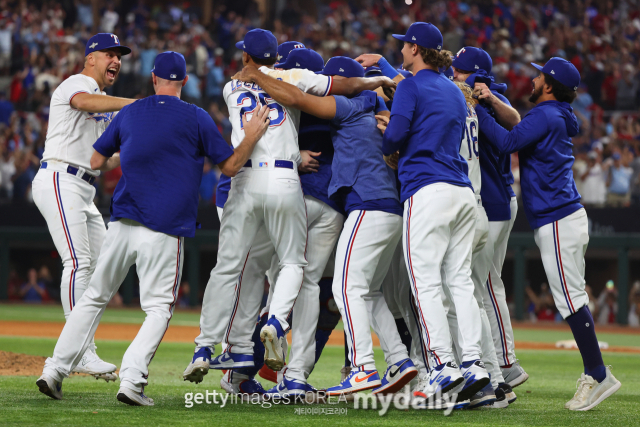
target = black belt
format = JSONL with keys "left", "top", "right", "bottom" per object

{"left": 41, "top": 162, "right": 97, "bottom": 185}
{"left": 243, "top": 160, "right": 294, "bottom": 169}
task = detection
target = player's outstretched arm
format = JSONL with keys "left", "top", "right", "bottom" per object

{"left": 218, "top": 105, "right": 270, "bottom": 176}
{"left": 233, "top": 67, "right": 337, "bottom": 120}
{"left": 71, "top": 93, "right": 135, "bottom": 113}
{"left": 329, "top": 75, "right": 397, "bottom": 97}
{"left": 475, "top": 104, "right": 546, "bottom": 154}
{"left": 473, "top": 83, "right": 520, "bottom": 130}
{"left": 90, "top": 152, "right": 120, "bottom": 171}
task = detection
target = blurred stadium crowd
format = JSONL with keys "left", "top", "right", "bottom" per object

{"left": 0, "top": 0, "right": 640, "bottom": 207}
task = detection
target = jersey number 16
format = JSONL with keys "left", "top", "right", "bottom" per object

{"left": 237, "top": 92, "right": 287, "bottom": 129}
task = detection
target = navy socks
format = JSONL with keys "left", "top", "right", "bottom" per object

{"left": 565, "top": 305, "right": 606, "bottom": 382}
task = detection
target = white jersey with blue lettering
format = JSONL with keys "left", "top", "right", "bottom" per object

{"left": 42, "top": 74, "right": 114, "bottom": 175}
{"left": 223, "top": 66, "right": 332, "bottom": 165}
{"left": 459, "top": 102, "right": 481, "bottom": 196}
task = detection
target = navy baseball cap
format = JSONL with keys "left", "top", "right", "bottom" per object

{"left": 364, "top": 66, "right": 382, "bottom": 77}
{"left": 443, "top": 66, "right": 454, "bottom": 80}
{"left": 85, "top": 33, "right": 131, "bottom": 57}
{"left": 531, "top": 57, "right": 580, "bottom": 91}
{"left": 151, "top": 51, "right": 187, "bottom": 81}
{"left": 278, "top": 49, "right": 324, "bottom": 73}
{"left": 392, "top": 22, "right": 443, "bottom": 51}
{"left": 236, "top": 29, "right": 278, "bottom": 59}
{"left": 452, "top": 47, "right": 492, "bottom": 73}
{"left": 319, "top": 56, "right": 364, "bottom": 78}
{"left": 276, "top": 41, "right": 305, "bottom": 63}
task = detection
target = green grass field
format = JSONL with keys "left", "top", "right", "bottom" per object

{"left": 1, "top": 305, "right": 639, "bottom": 426}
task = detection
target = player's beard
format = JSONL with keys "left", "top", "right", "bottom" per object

{"left": 529, "top": 84, "right": 543, "bottom": 103}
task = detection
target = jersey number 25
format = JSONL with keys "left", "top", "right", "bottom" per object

{"left": 237, "top": 92, "right": 287, "bottom": 129}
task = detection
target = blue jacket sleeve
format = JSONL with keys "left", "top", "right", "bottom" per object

{"left": 382, "top": 115, "right": 411, "bottom": 155}
{"left": 476, "top": 105, "right": 547, "bottom": 154}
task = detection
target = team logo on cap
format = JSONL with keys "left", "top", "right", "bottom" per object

{"left": 264, "top": 53, "right": 270, "bottom": 57}
{"left": 110, "top": 34, "right": 119, "bottom": 45}
{"left": 294, "top": 44, "right": 304, "bottom": 49}
{"left": 437, "top": 45, "right": 441, "bottom": 49}
{"left": 551, "top": 70, "right": 555, "bottom": 74}
{"left": 456, "top": 48, "right": 465, "bottom": 56}
{"left": 412, "top": 36, "right": 416, "bottom": 40}
{"left": 170, "top": 74, "right": 177, "bottom": 78}
{"left": 296, "top": 62, "right": 300, "bottom": 66}
{"left": 475, "top": 65, "right": 479, "bottom": 69}
{"left": 89, "top": 42, "right": 98, "bottom": 49}
{"left": 339, "top": 68, "right": 344, "bottom": 72}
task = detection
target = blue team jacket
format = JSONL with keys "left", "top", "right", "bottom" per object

{"left": 476, "top": 100, "right": 583, "bottom": 229}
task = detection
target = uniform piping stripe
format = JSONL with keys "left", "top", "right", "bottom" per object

{"left": 223, "top": 249, "right": 252, "bottom": 351}
{"left": 405, "top": 196, "right": 441, "bottom": 365}
{"left": 53, "top": 172, "right": 79, "bottom": 310}
{"left": 323, "top": 76, "right": 334, "bottom": 96}
{"left": 409, "top": 294, "right": 430, "bottom": 370}
{"left": 342, "top": 210, "right": 365, "bottom": 366}
{"left": 553, "top": 221, "right": 575, "bottom": 314}
{"left": 150, "top": 238, "right": 182, "bottom": 362}
{"left": 487, "top": 273, "right": 510, "bottom": 365}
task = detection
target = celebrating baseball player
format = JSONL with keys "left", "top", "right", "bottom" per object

{"left": 36, "top": 51, "right": 270, "bottom": 406}
{"left": 183, "top": 29, "right": 396, "bottom": 389}
{"left": 31, "top": 33, "right": 135, "bottom": 382}
{"left": 451, "top": 46, "right": 529, "bottom": 389}
{"left": 474, "top": 57, "right": 622, "bottom": 411}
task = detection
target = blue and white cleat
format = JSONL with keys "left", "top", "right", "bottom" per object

{"left": 183, "top": 347, "right": 212, "bottom": 384}
{"left": 468, "top": 382, "right": 497, "bottom": 409}
{"left": 414, "top": 361, "right": 464, "bottom": 399}
{"left": 220, "top": 370, "right": 266, "bottom": 395}
{"left": 36, "top": 374, "right": 63, "bottom": 400}
{"left": 260, "top": 316, "right": 287, "bottom": 371}
{"left": 326, "top": 369, "right": 381, "bottom": 396}
{"left": 456, "top": 360, "right": 491, "bottom": 402}
{"left": 373, "top": 358, "right": 418, "bottom": 395}
{"left": 264, "top": 377, "right": 308, "bottom": 398}
{"left": 210, "top": 351, "right": 254, "bottom": 370}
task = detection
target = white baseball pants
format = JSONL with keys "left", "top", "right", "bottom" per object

{"left": 332, "top": 210, "right": 407, "bottom": 371}
{"left": 534, "top": 208, "right": 589, "bottom": 319}
{"left": 444, "top": 203, "right": 504, "bottom": 387}
{"left": 43, "top": 219, "right": 184, "bottom": 392}
{"left": 403, "top": 184, "right": 482, "bottom": 366}
{"left": 484, "top": 197, "right": 518, "bottom": 367}
{"left": 196, "top": 166, "right": 308, "bottom": 349}
{"left": 32, "top": 166, "right": 106, "bottom": 317}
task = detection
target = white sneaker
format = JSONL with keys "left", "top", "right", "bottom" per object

{"left": 568, "top": 367, "right": 621, "bottom": 411}
{"left": 415, "top": 362, "right": 464, "bottom": 399}
{"left": 71, "top": 345, "right": 117, "bottom": 382}
{"left": 117, "top": 387, "right": 154, "bottom": 406}
{"left": 220, "top": 370, "right": 267, "bottom": 395}
{"left": 412, "top": 372, "right": 430, "bottom": 394}
{"left": 501, "top": 361, "right": 529, "bottom": 388}
{"left": 36, "top": 374, "right": 63, "bottom": 400}
{"left": 260, "top": 324, "right": 286, "bottom": 371}
{"left": 340, "top": 366, "right": 352, "bottom": 382}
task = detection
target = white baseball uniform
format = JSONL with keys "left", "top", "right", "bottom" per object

{"left": 196, "top": 67, "right": 334, "bottom": 350}
{"left": 32, "top": 74, "right": 110, "bottom": 318}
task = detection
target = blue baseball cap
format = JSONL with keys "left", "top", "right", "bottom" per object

{"left": 531, "top": 57, "right": 580, "bottom": 91}
{"left": 85, "top": 33, "right": 131, "bottom": 57}
{"left": 151, "top": 51, "right": 187, "bottom": 81}
{"left": 276, "top": 41, "right": 305, "bottom": 63}
{"left": 443, "top": 66, "right": 454, "bottom": 80}
{"left": 392, "top": 22, "right": 443, "bottom": 51}
{"left": 277, "top": 49, "right": 324, "bottom": 73}
{"left": 452, "top": 47, "right": 492, "bottom": 73}
{"left": 319, "top": 56, "right": 364, "bottom": 78}
{"left": 364, "top": 66, "right": 382, "bottom": 77}
{"left": 235, "top": 29, "right": 278, "bottom": 59}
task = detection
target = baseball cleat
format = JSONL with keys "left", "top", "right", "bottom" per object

{"left": 372, "top": 358, "right": 418, "bottom": 395}
{"left": 568, "top": 367, "right": 621, "bottom": 411}
{"left": 326, "top": 369, "right": 381, "bottom": 396}
{"left": 258, "top": 364, "right": 278, "bottom": 383}
{"left": 36, "top": 374, "right": 63, "bottom": 400}
{"left": 413, "top": 362, "right": 464, "bottom": 399}
{"left": 501, "top": 361, "right": 529, "bottom": 388}
{"left": 468, "top": 383, "right": 497, "bottom": 409}
{"left": 456, "top": 360, "right": 491, "bottom": 402}
{"left": 264, "top": 377, "right": 307, "bottom": 398}
{"left": 495, "top": 382, "right": 516, "bottom": 406}
{"left": 340, "top": 365, "right": 352, "bottom": 382}
{"left": 220, "top": 370, "right": 266, "bottom": 395}
{"left": 71, "top": 345, "right": 117, "bottom": 382}
{"left": 210, "top": 351, "right": 254, "bottom": 370}
{"left": 117, "top": 387, "right": 154, "bottom": 406}
{"left": 260, "top": 318, "right": 286, "bottom": 371}
{"left": 183, "top": 346, "right": 212, "bottom": 383}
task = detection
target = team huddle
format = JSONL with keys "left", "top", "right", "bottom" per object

{"left": 35, "top": 24, "right": 621, "bottom": 411}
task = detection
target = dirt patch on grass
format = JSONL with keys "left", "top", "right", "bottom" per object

{"left": 0, "top": 350, "right": 47, "bottom": 376}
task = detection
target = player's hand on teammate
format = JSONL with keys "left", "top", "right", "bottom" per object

{"left": 383, "top": 151, "right": 399, "bottom": 170}
{"left": 354, "top": 54, "right": 383, "bottom": 68}
{"left": 473, "top": 82, "right": 494, "bottom": 104}
{"left": 243, "top": 105, "right": 271, "bottom": 142}
{"left": 299, "top": 150, "right": 321, "bottom": 173}
{"left": 375, "top": 114, "right": 389, "bottom": 134}
{"left": 232, "top": 65, "right": 260, "bottom": 83}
